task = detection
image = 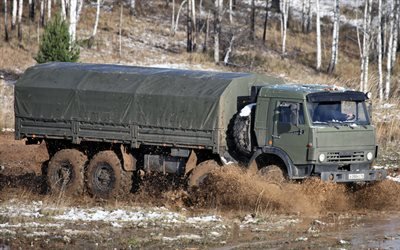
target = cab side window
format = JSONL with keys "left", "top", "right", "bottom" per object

{"left": 278, "top": 102, "right": 305, "bottom": 124}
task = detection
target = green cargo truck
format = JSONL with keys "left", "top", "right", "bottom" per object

{"left": 14, "top": 62, "right": 386, "bottom": 198}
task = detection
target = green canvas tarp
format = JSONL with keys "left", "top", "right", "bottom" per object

{"left": 15, "top": 62, "right": 283, "bottom": 151}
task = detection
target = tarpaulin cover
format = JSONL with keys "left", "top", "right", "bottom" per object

{"left": 15, "top": 62, "right": 283, "bottom": 132}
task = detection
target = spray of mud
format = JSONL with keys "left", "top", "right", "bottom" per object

{"left": 189, "top": 164, "right": 400, "bottom": 215}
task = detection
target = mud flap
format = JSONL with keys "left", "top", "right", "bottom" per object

{"left": 120, "top": 145, "right": 136, "bottom": 171}
{"left": 185, "top": 150, "right": 197, "bottom": 175}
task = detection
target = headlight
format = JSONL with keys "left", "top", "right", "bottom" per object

{"left": 366, "top": 152, "right": 374, "bottom": 161}
{"left": 319, "top": 153, "right": 326, "bottom": 162}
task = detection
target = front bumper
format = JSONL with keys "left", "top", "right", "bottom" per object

{"left": 320, "top": 169, "right": 387, "bottom": 182}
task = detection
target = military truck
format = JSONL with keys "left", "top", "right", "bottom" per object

{"left": 14, "top": 63, "right": 386, "bottom": 198}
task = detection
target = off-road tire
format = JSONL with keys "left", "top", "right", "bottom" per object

{"left": 230, "top": 115, "right": 252, "bottom": 159}
{"left": 47, "top": 149, "right": 87, "bottom": 196}
{"left": 258, "top": 164, "right": 286, "bottom": 183}
{"left": 188, "top": 160, "right": 220, "bottom": 188}
{"left": 86, "top": 150, "right": 132, "bottom": 199}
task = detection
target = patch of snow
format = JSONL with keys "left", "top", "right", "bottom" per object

{"left": 382, "top": 103, "right": 396, "bottom": 109}
{"left": 186, "top": 215, "right": 222, "bottom": 224}
{"left": 0, "top": 222, "right": 64, "bottom": 228}
{"left": 25, "top": 231, "right": 49, "bottom": 237}
{"left": 295, "top": 236, "right": 308, "bottom": 241}
{"left": 387, "top": 176, "right": 400, "bottom": 183}
{"left": 111, "top": 222, "right": 123, "bottom": 228}
{"left": 239, "top": 103, "right": 256, "bottom": 117}
{"left": 1, "top": 128, "right": 14, "bottom": 132}
{"left": 210, "top": 231, "right": 222, "bottom": 238}
{"left": 162, "top": 234, "right": 202, "bottom": 241}
{"left": 0, "top": 229, "right": 16, "bottom": 235}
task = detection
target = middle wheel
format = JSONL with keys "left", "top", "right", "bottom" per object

{"left": 86, "top": 150, "right": 132, "bottom": 199}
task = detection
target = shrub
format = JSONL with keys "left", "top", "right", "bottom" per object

{"left": 35, "top": 15, "right": 80, "bottom": 63}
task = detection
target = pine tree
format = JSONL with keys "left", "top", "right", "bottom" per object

{"left": 35, "top": 15, "right": 80, "bottom": 63}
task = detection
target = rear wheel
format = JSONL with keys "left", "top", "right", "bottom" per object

{"left": 258, "top": 164, "right": 286, "bottom": 183}
{"left": 47, "top": 149, "right": 87, "bottom": 196}
{"left": 86, "top": 151, "right": 132, "bottom": 199}
{"left": 188, "top": 160, "right": 220, "bottom": 188}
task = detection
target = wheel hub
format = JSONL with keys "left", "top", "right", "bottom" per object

{"left": 94, "top": 163, "right": 115, "bottom": 192}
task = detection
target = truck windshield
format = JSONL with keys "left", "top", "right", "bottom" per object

{"left": 307, "top": 101, "right": 370, "bottom": 125}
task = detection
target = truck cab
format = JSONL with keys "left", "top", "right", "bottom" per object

{"left": 251, "top": 84, "right": 385, "bottom": 182}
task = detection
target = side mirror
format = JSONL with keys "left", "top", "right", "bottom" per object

{"left": 289, "top": 103, "right": 299, "bottom": 126}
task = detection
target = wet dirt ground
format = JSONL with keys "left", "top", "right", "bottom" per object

{"left": 1, "top": 132, "right": 400, "bottom": 249}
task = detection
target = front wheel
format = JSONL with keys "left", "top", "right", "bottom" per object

{"left": 258, "top": 164, "right": 287, "bottom": 183}
{"left": 188, "top": 160, "right": 220, "bottom": 188}
{"left": 86, "top": 151, "right": 132, "bottom": 199}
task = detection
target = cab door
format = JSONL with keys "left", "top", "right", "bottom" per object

{"left": 272, "top": 99, "right": 309, "bottom": 165}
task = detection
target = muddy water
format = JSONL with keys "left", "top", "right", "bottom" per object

{"left": 348, "top": 213, "right": 400, "bottom": 249}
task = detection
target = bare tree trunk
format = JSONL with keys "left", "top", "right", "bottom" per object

{"left": 47, "top": 0, "right": 51, "bottom": 21}
{"left": 306, "top": 0, "right": 313, "bottom": 33}
{"left": 61, "top": 0, "right": 66, "bottom": 20}
{"left": 69, "top": 0, "right": 77, "bottom": 43}
{"left": 250, "top": 0, "right": 255, "bottom": 41}
{"left": 174, "top": 0, "right": 187, "bottom": 34}
{"left": 281, "top": 0, "right": 289, "bottom": 55}
{"left": 119, "top": 3, "right": 123, "bottom": 59}
{"left": 4, "top": 0, "right": 9, "bottom": 42}
{"left": 92, "top": 0, "right": 100, "bottom": 38}
{"left": 203, "top": 11, "right": 210, "bottom": 52}
{"left": 29, "top": 0, "right": 35, "bottom": 21}
{"left": 171, "top": 0, "right": 175, "bottom": 33}
{"left": 385, "top": 0, "right": 395, "bottom": 99}
{"left": 214, "top": 0, "right": 222, "bottom": 64}
{"left": 301, "top": 0, "right": 306, "bottom": 32}
{"left": 360, "top": 0, "right": 372, "bottom": 92}
{"left": 76, "top": 0, "right": 83, "bottom": 22}
{"left": 17, "top": 0, "right": 23, "bottom": 41}
{"left": 130, "top": 0, "right": 136, "bottom": 15}
{"left": 390, "top": 1, "right": 399, "bottom": 72}
{"left": 40, "top": 0, "right": 45, "bottom": 26}
{"left": 224, "top": 35, "right": 235, "bottom": 65}
{"left": 12, "top": 0, "right": 17, "bottom": 30}
{"left": 316, "top": 0, "right": 321, "bottom": 71}
{"left": 192, "top": 0, "right": 196, "bottom": 50}
{"left": 229, "top": 0, "right": 233, "bottom": 24}
{"left": 187, "top": 0, "right": 194, "bottom": 52}
{"left": 327, "top": 0, "right": 340, "bottom": 74}
{"left": 378, "top": 0, "right": 383, "bottom": 102}
{"left": 263, "top": 0, "right": 269, "bottom": 43}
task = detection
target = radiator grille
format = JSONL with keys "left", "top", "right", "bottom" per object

{"left": 326, "top": 151, "right": 364, "bottom": 162}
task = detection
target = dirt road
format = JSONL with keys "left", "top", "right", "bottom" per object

{"left": 1, "top": 132, "right": 400, "bottom": 249}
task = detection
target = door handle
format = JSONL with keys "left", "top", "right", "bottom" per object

{"left": 272, "top": 135, "right": 281, "bottom": 139}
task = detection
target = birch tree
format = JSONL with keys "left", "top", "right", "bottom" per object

{"left": 214, "top": 0, "right": 222, "bottom": 63}
{"left": 316, "top": 0, "right": 321, "bottom": 70}
{"left": 69, "top": 0, "right": 77, "bottom": 43}
{"left": 174, "top": 0, "right": 187, "bottom": 34}
{"left": 360, "top": 0, "right": 372, "bottom": 92}
{"left": 281, "top": 0, "right": 289, "bottom": 55}
{"left": 130, "top": 0, "right": 136, "bottom": 16}
{"left": 385, "top": 0, "right": 398, "bottom": 99}
{"left": 12, "top": 0, "right": 17, "bottom": 30}
{"left": 61, "top": 0, "right": 66, "bottom": 20}
{"left": 327, "top": 0, "right": 340, "bottom": 74}
{"left": 91, "top": 0, "right": 100, "bottom": 39}
{"left": 378, "top": 0, "right": 384, "bottom": 101}
{"left": 4, "top": 0, "right": 9, "bottom": 42}
{"left": 171, "top": 0, "right": 175, "bottom": 32}
{"left": 47, "top": 0, "right": 52, "bottom": 21}
{"left": 40, "top": 0, "right": 45, "bottom": 26}
{"left": 17, "top": 0, "right": 23, "bottom": 41}
{"left": 229, "top": 0, "right": 233, "bottom": 24}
